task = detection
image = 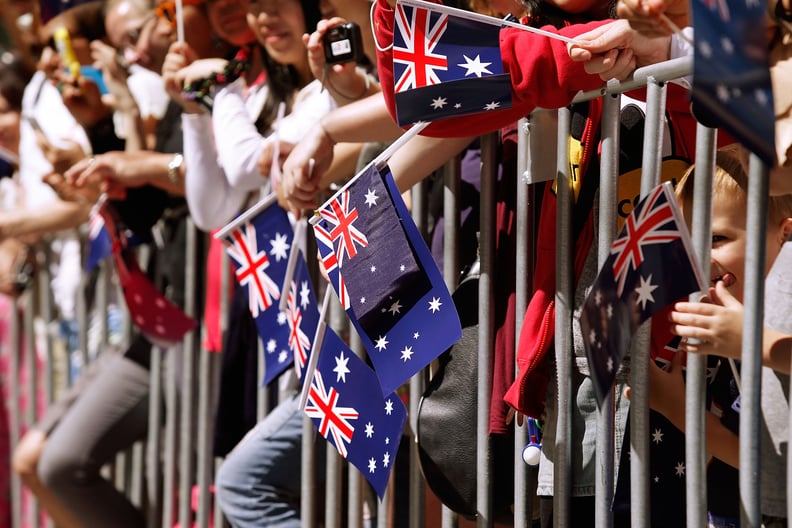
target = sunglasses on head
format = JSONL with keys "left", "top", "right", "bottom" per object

{"left": 154, "top": 0, "right": 204, "bottom": 27}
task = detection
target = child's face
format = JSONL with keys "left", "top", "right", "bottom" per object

{"left": 710, "top": 193, "right": 788, "bottom": 303}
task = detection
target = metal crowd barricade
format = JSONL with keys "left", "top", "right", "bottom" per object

{"left": 2, "top": 53, "right": 782, "bottom": 528}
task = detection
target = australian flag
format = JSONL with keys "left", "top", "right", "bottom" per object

{"left": 691, "top": 0, "right": 776, "bottom": 165}
{"left": 312, "top": 163, "right": 461, "bottom": 395}
{"left": 219, "top": 202, "right": 320, "bottom": 385}
{"left": 580, "top": 182, "right": 706, "bottom": 404}
{"left": 305, "top": 327, "right": 407, "bottom": 498}
{"left": 85, "top": 212, "right": 113, "bottom": 272}
{"left": 392, "top": 0, "right": 511, "bottom": 126}
{"left": 97, "top": 201, "right": 197, "bottom": 348}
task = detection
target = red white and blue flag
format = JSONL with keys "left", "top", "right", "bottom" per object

{"left": 219, "top": 202, "right": 321, "bottom": 385}
{"left": 392, "top": 0, "right": 511, "bottom": 126}
{"left": 691, "top": 0, "right": 775, "bottom": 164}
{"left": 312, "top": 163, "right": 461, "bottom": 395}
{"left": 85, "top": 212, "right": 112, "bottom": 272}
{"left": 305, "top": 327, "right": 407, "bottom": 498}
{"left": 581, "top": 182, "right": 706, "bottom": 403}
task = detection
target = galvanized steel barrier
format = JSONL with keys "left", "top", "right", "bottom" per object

{"left": 2, "top": 54, "right": 784, "bottom": 527}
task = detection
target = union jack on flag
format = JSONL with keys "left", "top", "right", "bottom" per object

{"left": 285, "top": 278, "right": 312, "bottom": 378}
{"left": 392, "top": 0, "right": 511, "bottom": 126}
{"left": 305, "top": 369, "right": 360, "bottom": 458}
{"left": 581, "top": 182, "right": 706, "bottom": 404}
{"left": 314, "top": 225, "right": 350, "bottom": 309}
{"left": 316, "top": 188, "right": 369, "bottom": 265}
{"left": 305, "top": 327, "right": 407, "bottom": 498}
{"left": 218, "top": 200, "right": 321, "bottom": 385}
{"left": 225, "top": 222, "right": 282, "bottom": 318}
{"left": 610, "top": 183, "right": 681, "bottom": 297}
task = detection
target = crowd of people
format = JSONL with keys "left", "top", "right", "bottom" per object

{"left": 0, "top": 0, "right": 790, "bottom": 525}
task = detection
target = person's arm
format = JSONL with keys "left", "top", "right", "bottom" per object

{"left": 0, "top": 199, "right": 90, "bottom": 243}
{"left": 65, "top": 150, "right": 186, "bottom": 197}
{"left": 182, "top": 113, "right": 251, "bottom": 230}
{"left": 278, "top": 93, "right": 403, "bottom": 213}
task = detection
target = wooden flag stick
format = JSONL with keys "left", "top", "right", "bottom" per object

{"left": 213, "top": 192, "right": 278, "bottom": 240}
{"left": 175, "top": 0, "right": 185, "bottom": 43}
{"left": 398, "top": 0, "right": 581, "bottom": 45}
{"left": 299, "top": 285, "right": 333, "bottom": 411}
{"left": 278, "top": 217, "right": 306, "bottom": 312}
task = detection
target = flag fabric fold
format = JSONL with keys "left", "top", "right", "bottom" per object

{"left": 691, "top": 0, "right": 776, "bottom": 165}
{"left": 392, "top": 0, "right": 512, "bottom": 126}
{"left": 85, "top": 212, "right": 112, "bottom": 272}
{"left": 312, "top": 163, "right": 461, "bottom": 395}
{"left": 218, "top": 201, "right": 321, "bottom": 385}
{"left": 97, "top": 201, "right": 197, "bottom": 348}
{"left": 580, "top": 182, "right": 706, "bottom": 404}
{"left": 305, "top": 327, "right": 407, "bottom": 498}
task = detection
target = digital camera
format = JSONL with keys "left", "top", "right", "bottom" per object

{"left": 323, "top": 22, "right": 364, "bottom": 65}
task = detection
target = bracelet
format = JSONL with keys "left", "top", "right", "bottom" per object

{"left": 182, "top": 48, "right": 251, "bottom": 108}
{"left": 322, "top": 67, "right": 372, "bottom": 102}
{"left": 318, "top": 119, "right": 338, "bottom": 146}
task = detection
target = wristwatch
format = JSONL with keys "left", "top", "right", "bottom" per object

{"left": 168, "top": 153, "right": 184, "bottom": 184}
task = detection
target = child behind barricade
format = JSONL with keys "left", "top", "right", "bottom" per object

{"left": 641, "top": 143, "right": 792, "bottom": 526}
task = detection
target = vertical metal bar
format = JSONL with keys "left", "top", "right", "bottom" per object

{"left": 410, "top": 179, "right": 427, "bottom": 528}
{"left": 554, "top": 107, "right": 573, "bottom": 528}
{"left": 148, "top": 346, "right": 164, "bottom": 527}
{"left": 348, "top": 330, "right": 365, "bottom": 528}
{"left": 163, "top": 347, "right": 179, "bottom": 527}
{"left": 216, "top": 247, "right": 231, "bottom": 528}
{"left": 686, "top": 124, "right": 717, "bottom": 528}
{"left": 476, "top": 132, "right": 497, "bottom": 528}
{"left": 196, "top": 342, "right": 213, "bottom": 528}
{"left": 180, "top": 220, "right": 199, "bottom": 528}
{"left": 22, "top": 290, "right": 38, "bottom": 526}
{"left": 514, "top": 117, "right": 533, "bottom": 528}
{"left": 631, "top": 78, "right": 667, "bottom": 528}
{"left": 301, "top": 414, "right": 317, "bottom": 528}
{"left": 130, "top": 441, "right": 144, "bottom": 507}
{"left": 377, "top": 466, "right": 394, "bottom": 528}
{"left": 442, "top": 150, "right": 462, "bottom": 528}
{"left": 37, "top": 248, "right": 54, "bottom": 407}
{"left": 325, "top": 447, "right": 342, "bottom": 528}
{"left": 595, "top": 93, "right": 621, "bottom": 528}
{"left": 739, "top": 154, "right": 768, "bottom": 527}
{"left": 76, "top": 272, "right": 89, "bottom": 378}
{"left": 9, "top": 299, "right": 20, "bottom": 528}
{"left": 443, "top": 154, "right": 461, "bottom": 291}
{"left": 257, "top": 338, "right": 268, "bottom": 421}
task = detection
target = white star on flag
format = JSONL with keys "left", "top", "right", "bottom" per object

{"left": 675, "top": 462, "right": 686, "bottom": 477}
{"left": 365, "top": 188, "right": 378, "bottom": 207}
{"left": 375, "top": 336, "right": 388, "bottom": 352}
{"left": 383, "top": 451, "right": 390, "bottom": 467}
{"left": 484, "top": 101, "right": 501, "bottom": 111}
{"left": 385, "top": 399, "right": 394, "bottom": 415}
{"left": 334, "top": 351, "right": 351, "bottom": 383}
{"left": 365, "top": 422, "right": 374, "bottom": 438}
{"left": 652, "top": 428, "right": 664, "bottom": 444}
{"left": 270, "top": 232, "right": 290, "bottom": 261}
{"left": 368, "top": 458, "right": 377, "bottom": 473}
{"left": 635, "top": 274, "right": 659, "bottom": 310}
{"left": 458, "top": 54, "right": 492, "bottom": 77}
{"left": 400, "top": 346, "right": 414, "bottom": 362}
{"left": 431, "top": 97, "right": 447, "bottom": 109}
{"left": 428, "top": 297, "right": 442, "bottom": 313}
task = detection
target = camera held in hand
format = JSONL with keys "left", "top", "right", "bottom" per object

{"left": 323, "top": 22, "right": 364, "bottom": 65}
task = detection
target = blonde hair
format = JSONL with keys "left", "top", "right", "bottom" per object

{"left": 675, "top": 143, "right": 792, "bottom": 227}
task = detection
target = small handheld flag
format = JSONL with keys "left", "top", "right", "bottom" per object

{"left": 581, "top": 182, "right": 706, "bottom": 404}
{"left": 305, "top": 327, "right": 407, "bottom": 498}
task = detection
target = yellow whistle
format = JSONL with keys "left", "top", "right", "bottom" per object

{"left": 53, "top": 27, "right": 81, "bottom": 79}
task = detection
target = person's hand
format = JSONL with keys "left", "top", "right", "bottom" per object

{"left": 668, "top": 281, "right": 744, "bottom": 360}
{"left": 258, "top": 140, "right": 295, "bottom": 181}
{"left": 567, "top": 19, "right": 672, "bottom": 81}
{"left": 35, "top": 130, "right": 86, "bottom": 175}
{"left": 278, "top": 123, "right": 335, "bottom": 214}
{"left": 56, "top": 71, "right": 113, "bottom": 128}
{"left": 305, "top": 18, "right": 364, "bottom": 101}
{"left": 0, "top": 237, "right": 33, "bottom": 298}
{"left": 90, "top": 40, "right": 137, "bottom": 112}
{"left": 64, "top": 151, "right": 149, "bottom": 199}
{"left": 42, "top": 172, "right": 102, "bottom": 204}
{"left": 616, "top": 0, "right": 690, "bottom": 38}
{"left": 162, "top": 42, "right": 202, "bottom": 113}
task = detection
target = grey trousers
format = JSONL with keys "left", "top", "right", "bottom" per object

{"left": 37, "top": 348, "right": 152, "bottom": 528}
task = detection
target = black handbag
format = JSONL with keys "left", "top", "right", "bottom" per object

{"left": 416, "top": 260, "right": 514, "bottom": 521}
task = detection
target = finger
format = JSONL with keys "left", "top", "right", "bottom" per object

{"left": 711, "top": 280, "right": 741, "bottom": 308}
{"left": 623, "top": 385, "right": 632, "bottom": 400}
